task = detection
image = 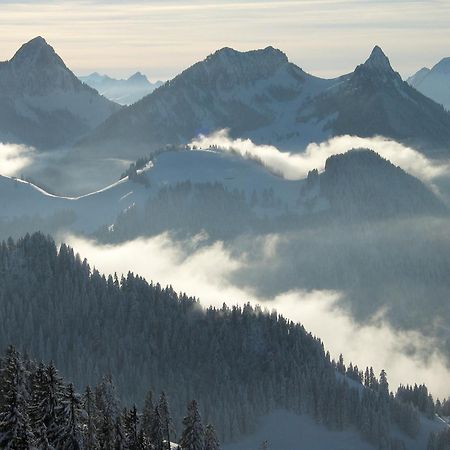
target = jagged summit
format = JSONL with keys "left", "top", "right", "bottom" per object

{"left": 0, "top": 36, "right": 119, "bottom": 148}
{"left": 128, "top": 71, "right": 149, "bottom": 84}
{"left": 197, "top": 46, "right": 289, "bottom": 83}
{"left": 363, "top": 46, "right": 395, "bottom": 72}
{"left": 11, "top": 36, "right": 65, "bottom": 69}
{"left": 21, "top": 35, "right": 47, "bottom": 48}
{"left": 17, "top": 35, "right": 48, "bottom": 51}
{"left": 352, "top": 45, "right": 401, "bottom": 84}
{"left": 206, "top": 46, "right": 288, "bottom": 67}
{"left": 209, "top": 45, "right": 287, "bottom": 60}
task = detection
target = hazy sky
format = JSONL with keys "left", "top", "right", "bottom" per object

{"left": 1, "top": 0, "right": 449, "bottom": 81}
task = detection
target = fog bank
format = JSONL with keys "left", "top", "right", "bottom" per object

{"left": 65, "top": 232, "right": 450, "bottom": 398}
{"left": 191, "top": 131, "right": 450, "bottom": 184}
{"left": 0, "top": 142, "right": 35, "bottom": 177}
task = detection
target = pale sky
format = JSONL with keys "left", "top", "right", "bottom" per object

{"left": 1, "top": 0, "right": 449, "bottom": 81}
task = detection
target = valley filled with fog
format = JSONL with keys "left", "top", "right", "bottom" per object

{"left": 5, "top": 126, "right": 450, "bottom": 399}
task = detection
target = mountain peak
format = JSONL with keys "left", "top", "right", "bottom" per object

{"left": 364, "top": 46, "right": 393, "bottom": 72}
{"left": 11, "top": 35, "right": 66, "bottom": 69}
{"left": 208, "top": 45, "right": 288, "bottom": 65}
{"left": 191, "top": 46, "right": 289, "bottom": 86}
{"left": 127, "top": 71, "right": 150, "bottom": 85}
{"left": 27, "top": 36, "right": 47, "bottom": 47}
{"left": 352, "top": 45, "right": 401, "bottom": 85}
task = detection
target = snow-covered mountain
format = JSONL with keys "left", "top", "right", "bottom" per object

{"left": 79, "top": 71, "right": 163, "bottom": 105}
{"left": 77, "top": 46, "right": 341, "bottom": 159}
{"left": 303, "top": 47, "right": 450, "bottom": 156}
{"left": 77, "top": 45, "right": 450, "bottom": 161}
{"left": 0, "top": 148, "right": 304, "bottom": 235}
{"left": 0, "top": 36, "right": 120, "bottom": 149}
{"left": 408, "top": 57, "right": 450, "bottom": 111}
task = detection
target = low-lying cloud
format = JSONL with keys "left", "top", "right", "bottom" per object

{"left": 66, "top": 232, "right": 450, "bottom": 399}
{"left": 191, "top": 130, "right": 450, "bottom": 183}
{"left": 0, "top": 142, "right": 35, "bottom": 177}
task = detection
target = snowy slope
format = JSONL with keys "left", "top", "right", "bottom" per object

{"left": 0, "top": 36, "right": 120, "bottom": 149}
{"left": 0, "top": 174, "right": 148, "bottom": 233}
{"left": 79, "top": 72, "right": 163, "bottom": 105}
{"left": 2, "top": 147, "right": 445, "bottom": 236}
{"left": 0, "top": 149, "right": 305, "bottom": 233}
{"left": 224, "top": 410, "right": 375, "bottom": 450}
{"left": 223, "top": 410, "right": 447, "bottom": 450}
{"left": 408, "top": 58, "right": 450, "bottom": 111}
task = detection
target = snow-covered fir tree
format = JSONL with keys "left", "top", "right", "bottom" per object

{"left": 204, "top": 424, "right": 220, "bottom": 450}
{"left": 0, "top": 346, "right": 219, "bottom": 450}
{"left": 179, "top": 400, "right": 204, "bottom": 450}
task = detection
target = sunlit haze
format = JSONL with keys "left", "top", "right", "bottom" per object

{"left": 1, "top": 0, "right": 449, "bottom": 80}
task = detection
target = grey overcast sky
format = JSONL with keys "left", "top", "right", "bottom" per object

{"left": 1, "top": 0, "right": 449, "bottom": 81}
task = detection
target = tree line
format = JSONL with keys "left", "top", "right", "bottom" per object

{"left": 0, "top": 346, "right": 219, "bottom": 449}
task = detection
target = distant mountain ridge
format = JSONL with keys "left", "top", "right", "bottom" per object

{"left": 0, "top": 36, "right": 120, "bottom": 149}
{"left": 77, "top": 45, "right": 450, "bottom": 161}
{"left": 77, "top": 45, "right": 339, "bottom": 158}
{"left": 79, "top": 71, "right": 163, "bottom": 105}
{"left": 408, "top": 57, "right": 450, "bottom": 111}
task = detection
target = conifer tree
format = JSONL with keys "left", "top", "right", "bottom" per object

{"left": 141, "top": 389, "right": 154, "bottom": 440}
{"left": 158, "top": 391, "right": 173, "bottom": 449}
{"left": 150, "top": 404, "right": 165, "bottom": 450}
{"left": 113, "top": 415, "right": 126, "bottom": 450}
{"left": 82, "top": 385, "right": 98, "bottom": 450}
{"left": 205, "top": 424, "right": 220, "bottom": 450}
{"left": 42, "top": 362, "right": 66, "bottom": 448}
{"left": 95, "top": 375, "right": 119, "bottom": 449}
{"left": 123, "top": 405, "right": 140, "bottom": 450}
{"left": 0, "top": 346, "right": 35, "bottom": 449}
{"left": 179, "top": 400, "right": 204, "bottom": 450}
{"left": 379, "top": 370, "right": 389, "bottom": 398}
{"left": 54, "top": 383, "right": 82, "bottom": 449}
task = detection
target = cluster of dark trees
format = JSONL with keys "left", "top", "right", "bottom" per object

{"left": 96, "top": 181, "right": 265, "bottom": 242}
{"left": 317, "top": 149, "right": 447, "bottom": 220}
{"left": 120, "top": 156, "right": 153, "bottom": 179}
{"left": 0, "top": 345, "right": 219, "bottom": 449}
{"left": 339, "top": 358, "right": 436, "bottom": 419}
{"left": 396, "top": 384, "right": 436, "bottom": 418}
{"left": 120, "top": 157, "right": 152, "bottom": 187}
{"left": 436, "top": 398, "right": 450, "bottom": 417}
{"left": 0, "top": 233, "right": 442, "bottom": 448}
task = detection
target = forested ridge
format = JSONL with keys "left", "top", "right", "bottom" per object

{"left": 0, "top": 233, "right": 445, "bottom": 448}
